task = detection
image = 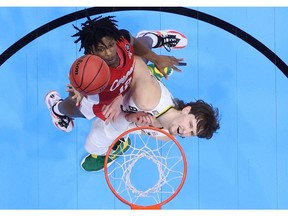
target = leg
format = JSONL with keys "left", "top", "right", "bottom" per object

{"left": 45, "top": 91, "right": 75, "bottom": 132}
{"left": 136, "top": 30, "right": 188, "bottom": 52}
{"left": 57, "top": 96, "right": 85, "bottom": 118}
{"left": 134, "top": 34, "right": 154, "bottom": 64}
{"left": 45, "top": 88, "right": 94, "bottom": 132}
{"left": 82, "top": 113, "right": 131, "bottom": 172}
{"left": 136, "top": 29, "right": 188, "bottom": 76}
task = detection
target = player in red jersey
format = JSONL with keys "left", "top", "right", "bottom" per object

{"left": 45, "top": 16, "right": 188, "bottom": 132}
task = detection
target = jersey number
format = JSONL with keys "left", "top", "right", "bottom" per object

{"left": 119, "top": 77, "right": 132, "bottom": 94}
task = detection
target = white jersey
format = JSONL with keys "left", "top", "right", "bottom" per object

{"left": 121, "top": 80, "right": 175, "bottom": 117}
{"left": 85, "top": 80, "right": 174, "bottom": 155}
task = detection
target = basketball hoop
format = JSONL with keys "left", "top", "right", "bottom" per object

{"left": 104, "top": 126, "right": 187, "bottom": 210}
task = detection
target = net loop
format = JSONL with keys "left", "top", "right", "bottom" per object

{"left": 105, "top": 126, "right": 187, "bottom": 209}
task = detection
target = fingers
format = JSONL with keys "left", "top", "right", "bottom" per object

{"left": 171, "top": 65, "right": 182, "bottom": 72}
{"left": 104, "top": 112, "right": 120, "bottom": 125}
{"left": 102, "top": 105, "right": 114, "bottom": 118}
{"left": 136, "top": 115, "right": 155, "bottom": 125}
{"left": 132, "top": 112, "right": 155, "bottom": 126}
{"left": 66, "top": 84, "right": 82, "bottom": 106}
{"left": 157, "top": 56, "right": 186, "bottom": 79}
{"left": 101, "top": 105, "right": 109, "bottom": 119}
{"left": 71, "top": 94, "right": 81, "bottom": 107}
{"left": 66, "top": 83, "right": 73, "bottom": 89}
{"left": 66, "top": 84, "right": 74, "bottom": 94}
{"left": 172, "top": 58, "right": 186, "bottom": 68}
{"left": 102, "top": 105, "right": 120, "bottom": 125}
{"left": 169, "top": 57, "right": 185, "bottom": 65}
{"left": 169, "top": 58, "right": 186, "bottom": 73}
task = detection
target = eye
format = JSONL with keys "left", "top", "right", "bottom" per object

{"left": 108, "top": 41, "right": 115, "bottom": 48}
{"left": 96, "top": 48, "right": 104, "bottom": 52}
{"left": 190, "top": 122, "right": 193, "bottom": 130}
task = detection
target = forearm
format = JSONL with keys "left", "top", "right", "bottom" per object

{"left": 133, "top": 35, "right": 184, "bottom": 76}
{"left": 133, "top": 37, "right": 159, "bottom": 63}
{"left": 124, "top": 112, "right": 155, "bottom": 126}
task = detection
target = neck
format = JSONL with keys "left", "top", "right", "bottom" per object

{"left": 111, "top": 55, "right": 120, "bottom": 68}
{"left": 155, "top": 108, "right": 178, "bottom": 128}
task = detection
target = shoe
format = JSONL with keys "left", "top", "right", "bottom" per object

{"left": 45, "top": 90, "right": 74, "bottom": 132}
{"left": 136, "top": 30, "right": 188, "bottom": 52}
{"left": 147, "top": 64, "right": 173, "bottom": 81}
{"left": 81, "top": 137, "right": 131, "bottom": 172}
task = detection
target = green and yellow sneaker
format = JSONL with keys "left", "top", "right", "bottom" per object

{"left": 147, "top": 64, "right": 173, "bottom": 81}
{"left": 81, "top": 137, "right": 131, "bottom": 172}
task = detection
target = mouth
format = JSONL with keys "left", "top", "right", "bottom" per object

{"left": 177, "top": 127, "right": 181, "bottom": 135}
{"left": 105, "top": 58, "right": 115, "bottom": 65}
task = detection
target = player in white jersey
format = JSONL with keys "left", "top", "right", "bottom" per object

{"left": 81, "top": 56, "right": 220, "bottom": 171}
{"left": 121, "top": 75, "right": 174, "bottom": 118}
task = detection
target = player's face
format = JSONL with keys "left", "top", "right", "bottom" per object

{"left": 167, "top": 106, "right": 198, "bottom": 137}
{"left": 93, "top": 36, "right": 119, "bottom": 68}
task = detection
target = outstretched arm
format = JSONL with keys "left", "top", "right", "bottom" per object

{"left": 66, "top": 84, "right": 124, "bottom": 123}
{"left": 132, "top": 35, "right": 185, "bottom": 80}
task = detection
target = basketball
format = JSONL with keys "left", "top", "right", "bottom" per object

{"left": 69, "top": 55, "right": 110, "bottom": 95}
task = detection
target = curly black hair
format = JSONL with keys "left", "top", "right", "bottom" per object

{"left": 72, "top": 16, "right": 124, "bottom": 54}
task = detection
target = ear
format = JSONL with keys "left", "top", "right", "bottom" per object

{"left": 182, "top": 106, "right": 191, "bottom": 114}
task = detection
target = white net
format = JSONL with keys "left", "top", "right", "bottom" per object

{"left": 105, "top": 127, "right": 187, "bottom": 208}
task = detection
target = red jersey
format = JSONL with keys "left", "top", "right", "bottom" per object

{"left": 91, "top": 39, "right": 135, "bottom": 120}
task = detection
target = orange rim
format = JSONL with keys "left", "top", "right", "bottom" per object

{"left": 104, "top": 126, "right": 187, "bottom": 210}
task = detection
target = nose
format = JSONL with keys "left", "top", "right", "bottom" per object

{"left": 105, "top": 48, "right": 112, "bottom": 56}
{"left": 181, "top": 127, "right": 192, "bottom": 135}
